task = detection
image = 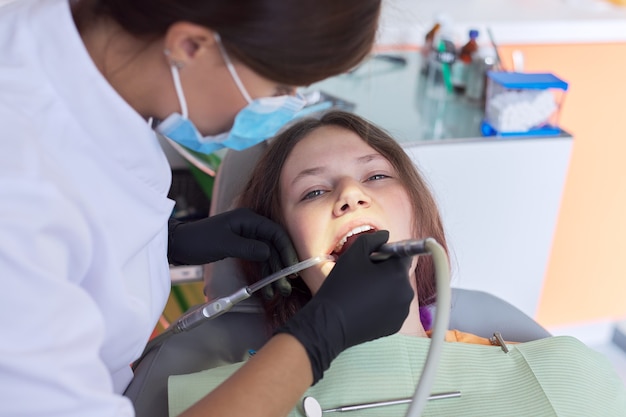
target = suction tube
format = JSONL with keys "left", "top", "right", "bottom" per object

{"left": 404, "top": 238, "right": 451, "bottom": 417}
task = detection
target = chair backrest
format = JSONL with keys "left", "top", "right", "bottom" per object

{"left": 125, "top": 287, "right": 550, "bottom": 417}
{"left": 125, "top": 141, "right": 551, "bottom": 417}
{"left": 445, "top": 288, "right": 551, "bottom": 341}
{"left": 203, "top": 142, "right": 270, "bottom": 301}
{"left": 125, "top": 308, "right": 268, "bottom": 417}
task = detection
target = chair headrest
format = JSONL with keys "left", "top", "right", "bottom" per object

{"left": 203, "top": 142, "right": 270, "bottom": 299}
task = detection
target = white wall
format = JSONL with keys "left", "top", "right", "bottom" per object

{"left": 406, "top": 137, "right": 571, "bottom": 318}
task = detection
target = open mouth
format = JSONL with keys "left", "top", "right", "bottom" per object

{"left": 331, "top": 225, "right": 377, "bottom": 258}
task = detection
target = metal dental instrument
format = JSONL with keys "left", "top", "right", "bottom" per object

{"left": 167, "top": 239, "right": 427, "bottom": 335}
{"left": 487, "top": 27, "right": 505, "bottom": 71}
{"left": 170, "top": 239, "right": 437, "bottom": 335}
{"left": 302, "top": 391, "right": 461, "bottom": 416}
{"left": 167, "top": 239, "right": 432, "bottom": 333}
{"left": 170, "top": 254, "right": 335, "bottom": 334}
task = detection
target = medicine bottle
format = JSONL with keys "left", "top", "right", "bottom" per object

{"left": 419, "top": 24, "right": 457, "bottom": 140}
{"left": 420, "top": 23, "right": 440, "bottom": 73}
{"left": 465, "top": 46, "right": 496, "bottom": 102}
{"left": 451, "top": 29, "right": 479, "bottom": 94}
{"left": 419, "top": 13, "right": 451, "bottom": 75}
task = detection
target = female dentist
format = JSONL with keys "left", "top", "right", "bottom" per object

{"left": 0, "top": 0, "right": 413, "bottom": 416}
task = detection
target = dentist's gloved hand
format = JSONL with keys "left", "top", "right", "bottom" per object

{"left": 167, "top": 208, "right": 298, "bottom": 271}
{"left": 259, "top": 246, "right": 294, "bottom": 298}
{"left": 276, "top": 230, "right": 413, "bottom": 384}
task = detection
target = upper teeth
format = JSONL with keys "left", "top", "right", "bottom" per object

{"left": 335, "top": 225, "right": 374, "bottom": 251}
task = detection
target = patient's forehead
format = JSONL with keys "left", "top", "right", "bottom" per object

{"left": 279, "top": 127, "right": 399, "bottom": 199}
{"left": 281, "top": 126, "right": 381, "bottom": 174}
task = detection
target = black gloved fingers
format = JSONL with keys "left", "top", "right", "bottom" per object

{"left": 228, "top": 208, "right": 299, "bottom": 267}
{"left": 338, "top": 233, "right": 413, "bottom": 342}
{"left": 168, "top": 208, "right": 297, "bottom": 265}
{"left": 351, "top": 229, "right": 390, "bottom": 254}
{"left": 315, "top": 231, "right": 413, "bottom": 346}
{"left": 261, "top": 283, "right": 275, "bottom": 300}
{"left": 260, "top": 245, "right": 293, "bottom": 299}
{"left": 316, "top": 230, "right": 391, "bottom": 296}
{"left": 277, "top": 231, "right": 414, "bottom": 385}
{"left": 274, "top": 277, "right": 292, "bottom": 297}
{"left": 168, "top": 217, "right": 268, "bottom": 265}
{"left": 261, "top": 277, "right": 293, "bottom": 299}
{"left": 167, "top": 218, "right": 184, "bottom": 265}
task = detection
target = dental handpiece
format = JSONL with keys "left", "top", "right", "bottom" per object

{"left": 170, "top": 254, "right": 334, "bottom": 334}
{"left": 370, "top": 238, "right": 431, "bottom": 261}
{"left": 170, "top": 240, "right": 429, "bottom": 334}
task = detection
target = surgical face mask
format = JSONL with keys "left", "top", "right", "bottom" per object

{"left": 155, "top": 34, "right": 305, "bottom": 154}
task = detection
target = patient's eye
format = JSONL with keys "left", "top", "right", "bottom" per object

{"left": 366, "top": 173, "right": 390, "bottom": 181}
{"left": 302, "top": 189, "right": 326, "bottom": 201}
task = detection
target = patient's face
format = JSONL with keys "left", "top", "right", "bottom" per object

{"left": 280, "top": 126, "right": 416, "bottom": 294}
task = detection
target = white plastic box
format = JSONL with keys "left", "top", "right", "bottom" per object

{"left": 481, "top": 72, "right": 568, "bottom": 137}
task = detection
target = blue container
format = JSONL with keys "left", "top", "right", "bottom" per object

{"left": 482, "top": 72, "right": 568, "bottom": 137}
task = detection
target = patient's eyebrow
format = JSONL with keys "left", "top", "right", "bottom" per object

{"left": 291, "top": 167, "right": 325, "bottom": 186}
{"left": 357, "top": 153, "right": 385, "bottom": 164}
{"left": 290, "top": 154, "right": 385, "bottom": 186}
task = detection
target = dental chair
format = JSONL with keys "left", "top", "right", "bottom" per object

{"left": 124, "top": 142, "right": 551, "bottom": 417}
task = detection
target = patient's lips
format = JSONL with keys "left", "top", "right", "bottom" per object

{"left": 332, "top": 225, "right": 377, "bottom": 257}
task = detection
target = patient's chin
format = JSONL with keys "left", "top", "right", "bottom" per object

{"left": 320, "top": 261, "right": 335, "bottom": 278}
{"left": 303, "top": 262, "right": 335, "bottom": 295}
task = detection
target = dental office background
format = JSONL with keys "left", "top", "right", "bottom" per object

{"left": 372, "top": 0, "right": 626, "bottom": 348}
{"left": 3, "top": 0, "right": 626, "bottom": 348}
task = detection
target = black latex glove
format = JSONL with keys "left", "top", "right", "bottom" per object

{"left": 259, "top": 246, "right": 293, "bottom": 299}
{"left": 276, "top": 230, "right": 413, "bottom": 384}
{"left": 167, "top": 208, "right": 298, "bottom": 269}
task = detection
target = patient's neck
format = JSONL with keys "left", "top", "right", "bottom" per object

{"left": 398, "top": 296, "right": 428, "bottom": 337}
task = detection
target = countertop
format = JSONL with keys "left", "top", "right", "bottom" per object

{"left": 306, "top": 51, "right": 571, "bottom": 145}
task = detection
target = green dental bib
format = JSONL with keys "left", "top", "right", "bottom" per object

{"left": 168, "top": 334, "right": 626, "bottom": 416}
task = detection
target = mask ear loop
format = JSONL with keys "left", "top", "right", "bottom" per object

{"left": 164, "top": 49, "right": 189, "bottom": 119}
{"left": 213, "top": 33, "right": 253, "bottom": 104}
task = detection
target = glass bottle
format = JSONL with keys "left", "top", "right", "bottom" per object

{"left": 451, "top": 29, "right": 479, "bottom": 94}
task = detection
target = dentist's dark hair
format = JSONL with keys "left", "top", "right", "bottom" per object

{"left": 238, "top": 111, "right": 448, "bottom": 329}
{"left": 76, "top": 0, "right": 380, "bottom": 85}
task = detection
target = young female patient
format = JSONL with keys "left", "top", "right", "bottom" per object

{"left": 168, "top": 111, "right": 626, "bottom": 417}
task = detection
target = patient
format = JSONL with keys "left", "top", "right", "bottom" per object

{"left": 238, "top": 109, "right": 449, "bottom": 339}
{"left": 168, "top": 111, "right": 626, "bottom": 417}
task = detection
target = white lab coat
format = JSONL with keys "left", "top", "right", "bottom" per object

{"left": 0, "top": 0, "right": 175, "bottom": 415}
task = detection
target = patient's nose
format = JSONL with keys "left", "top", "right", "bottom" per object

{"left": 333, "top": 179, "right": 371, "bottom": 216}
